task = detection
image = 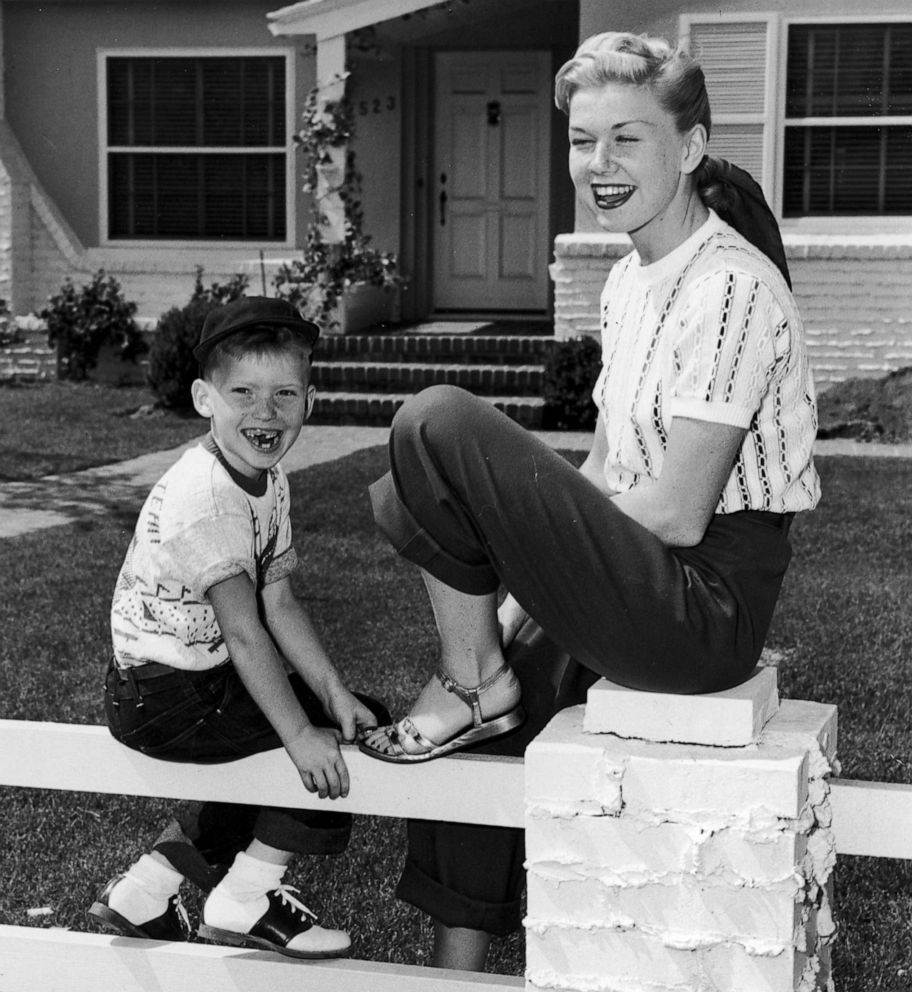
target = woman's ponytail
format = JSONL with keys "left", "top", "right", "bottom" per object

{"left": 695, "top": 157, "right": 792, "bottom": 288}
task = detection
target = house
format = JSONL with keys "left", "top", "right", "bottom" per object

{"left": 1, "top": 0, "right": 910, "bottom": 388}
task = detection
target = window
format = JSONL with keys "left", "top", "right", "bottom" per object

{"left": 683, "top": 14, "right": 912, "bottom": 224}
{"left": 105, "top": 55, "right": 288, "bottom": 241}
{"left": 783, "top": 23, "right": 912, "bottom": 216}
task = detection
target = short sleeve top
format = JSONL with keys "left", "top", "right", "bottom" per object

{"left": 593, "top": 210, "right": 820, "bottom": 514}
{"left": 110, "top": 441, "right": 298, "bottom": 670}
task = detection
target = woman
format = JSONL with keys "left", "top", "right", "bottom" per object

{"left": 360, "top": 31, "right": 820, "bottom": 971}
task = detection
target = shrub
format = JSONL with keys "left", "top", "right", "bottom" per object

{"left": 541, "top": 335, "right": 602, "bottom": 430}
{"left": 147, "top": 268, "right": 249, "bottom": 409}
{"left": 40, "top": 270, "right": 143, "bottom": 381}
{"left": 816, "top": 366, "right": 912, "bottom": 443}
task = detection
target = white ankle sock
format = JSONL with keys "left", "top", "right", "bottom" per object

{"left": 203, "top": 852, "right": 287, "bottom": 931}
{"left": 215, "top": 851, "right": 287, "bottom": 902}
{"left": 109, "top": 854, "right": 183, "bottom": 924}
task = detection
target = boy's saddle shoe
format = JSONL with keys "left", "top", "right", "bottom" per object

{"left": 88, "top": 874, "right": 189, "bottom": 941}
{"left": 198, "top": 884, "right": 351, "bottom": 959}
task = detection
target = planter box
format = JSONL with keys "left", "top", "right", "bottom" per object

{"left": 330, "top": 282, "right": 398, "bottom": 336}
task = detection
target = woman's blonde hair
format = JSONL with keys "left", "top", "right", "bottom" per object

{"left": 554, "top": 33, "right": 792, "bottom": 286}
{"left": 554, "top": 32, "right": 711, "bottom": 138}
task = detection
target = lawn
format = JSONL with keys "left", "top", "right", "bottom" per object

{"left": 0, "top": 380, "right": 205, "bottom": 480}
{"left": 0, "top": 391, "right": 910, "bottom": 987}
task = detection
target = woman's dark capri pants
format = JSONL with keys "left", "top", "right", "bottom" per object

{"left": 104, "top": 659, "right": 389, "bottom": 891}
{"left": 369, "top": 385, "right": 794, "bottom": 934}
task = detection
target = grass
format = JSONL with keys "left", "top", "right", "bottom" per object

{"left": 0, "top": 385, "right": 911, "bottom": 986}
{"left": 0, "top": 380, "right": 205, "bottom": 480}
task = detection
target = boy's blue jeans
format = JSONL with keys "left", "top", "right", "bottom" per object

{"left": 104, "top": 658, "right": 389, "bottom": 890}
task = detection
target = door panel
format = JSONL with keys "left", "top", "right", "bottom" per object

{"left": 433, "top": 51, "right": 551, "bottom": 312}
{"left": 451, "top": 214, "right": 488, "bottom": 277}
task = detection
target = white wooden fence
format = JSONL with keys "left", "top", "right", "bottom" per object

{"left": 0, "top": 719, "right": 910, "bottom": 992}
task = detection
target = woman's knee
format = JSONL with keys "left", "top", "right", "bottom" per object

{"left": 392, "top": 385, "right": 480, "bottom": 441}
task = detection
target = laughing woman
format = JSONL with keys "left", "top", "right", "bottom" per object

{"left": 359, "top": 31, "right": 821, "bottom": 971}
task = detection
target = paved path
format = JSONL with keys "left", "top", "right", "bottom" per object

{"left": 1, "top": 428, "right": 909, "bottom": 540}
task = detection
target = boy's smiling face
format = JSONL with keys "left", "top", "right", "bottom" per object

{"left": 191, "top": 351, "right": 315, "bottom": 480}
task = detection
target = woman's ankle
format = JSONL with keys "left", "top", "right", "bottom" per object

{"left": 431, "top": 921, "right": 491, "bottom": 971}
{"left": 437, "top": 647, "right": 508, "bottom": 688}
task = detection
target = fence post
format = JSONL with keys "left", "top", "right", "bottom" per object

{"left": 523, "top": 668, "right": 838, "bottom": 992}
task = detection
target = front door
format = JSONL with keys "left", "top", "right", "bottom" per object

{"left": 432, "top": 50, "right": 552, "bottom": 313}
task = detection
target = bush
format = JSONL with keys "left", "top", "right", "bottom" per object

{"left": 40, "top": 270, "right": 143, "bottom": 381}
{"left": 542, "top": 335, "right": 602, "bottom": 430}
{"left": 816, "top": 366, "right": 912, "bottom": 443}
{"left": 147, "top": 269, "right": 249, "bottom": 409}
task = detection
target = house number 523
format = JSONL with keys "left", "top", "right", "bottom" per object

{"left": 358, "top": 96, "right": 396, "bottom": 115}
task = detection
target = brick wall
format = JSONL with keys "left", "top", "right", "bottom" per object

{"left": 551, "top": 234, "right": 912, "bottom": 392}
{"left": 0, "top": 324, "right": 55, "bottom": 380}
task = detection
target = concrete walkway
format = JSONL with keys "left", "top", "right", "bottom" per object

{"left": 1, "top": 428, "right": 909, "bottom": 540}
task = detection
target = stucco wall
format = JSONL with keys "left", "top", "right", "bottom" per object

{"left": 578, "top": 0, "right": 910, "bottom": 44}
{"left": 3, "top": 1, "right": 312, "bottom": 249}
{"left": 347, "top": 52, "right": 403, "bottom": 257}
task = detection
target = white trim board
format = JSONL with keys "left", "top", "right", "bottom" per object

{"left": 268, "top": 0, "right": 446, "bottom": 39}
{"left": 0, "top": 720, "right": 524, "bottom": 828}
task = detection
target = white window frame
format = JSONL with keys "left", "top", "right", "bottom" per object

{"left": 97, "top": 47, "right": 297, "bottom": 249}
{"left": 680, "top": 12, "right": 912, "bottom": 234}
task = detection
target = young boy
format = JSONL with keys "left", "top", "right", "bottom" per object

{"left": 89, "top": 296, "right": 387, "bottom": 958}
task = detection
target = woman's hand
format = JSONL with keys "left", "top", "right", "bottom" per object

{"left": 284, "top": 725, "right": 350, "bottom": 799}
{"left": 498, "top": 594, "right": 529, "bottom": 651}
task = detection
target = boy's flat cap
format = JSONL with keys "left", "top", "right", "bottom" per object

{"left": 194, "top": 296, "right": 320, "bottom": 362}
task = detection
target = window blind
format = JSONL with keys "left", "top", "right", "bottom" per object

{"left": 784, "top": 24, "right": 912, "bottom": 215}
{"left": 106, "top": 55, "right": 287, "bottom": 239}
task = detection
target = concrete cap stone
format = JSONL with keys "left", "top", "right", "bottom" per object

{"left": 582, "top": 666, "right": 780, "bottom": 747}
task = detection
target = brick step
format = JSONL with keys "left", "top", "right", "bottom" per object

{"left": 316, "top": 333, "right": 558, "bottom": 365}
{"left": 310, "top": 391, "right": 544, "bottom": 429}
{"left": 313, "top": 361, "right": 543, "bottom": 396}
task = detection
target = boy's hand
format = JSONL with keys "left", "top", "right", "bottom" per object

{"left": 321, "top": 685, "right": 379, "bottom": 743}
{"left": 285, "top": 725, "right": 350, "bottom": 800}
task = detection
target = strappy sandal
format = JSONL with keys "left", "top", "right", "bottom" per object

{"left": 357, "top": 663, "right": 525, "bottom": 764}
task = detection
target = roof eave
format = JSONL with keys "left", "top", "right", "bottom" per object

{"left": 267, "top": 0, "right": 446, "bottom": 38}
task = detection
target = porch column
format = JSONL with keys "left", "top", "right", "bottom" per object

{"left": 524, "top": 668, "right": 838, "bottom": 991}
{"left": 314, "top": 32, "right": 348, "bottom": 244}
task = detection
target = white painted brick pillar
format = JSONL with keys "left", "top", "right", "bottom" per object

{"left": 523, "top": 667, "right": 838, "bottom": 992}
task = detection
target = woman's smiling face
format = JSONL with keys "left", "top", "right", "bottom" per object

{"left": 568, "top": 81, "right": 706, "bottom": 263}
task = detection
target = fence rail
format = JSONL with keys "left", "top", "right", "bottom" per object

{"left": 0, "top": 924, "right": 523, "bottom": 992}
{"left": 1, "top": 720, "right": 909, "bottom": 856}
{"left": 1, "top": 718, "right": 911, "bottom": 992}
